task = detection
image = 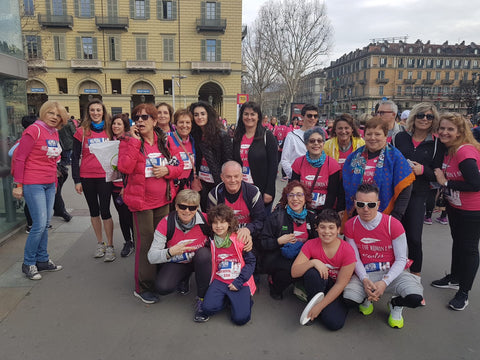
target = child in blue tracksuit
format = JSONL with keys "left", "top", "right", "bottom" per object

{"left": 202, "top": 204, "right": 256, "bottom": 325}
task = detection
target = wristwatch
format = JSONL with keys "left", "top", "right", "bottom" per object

{"left": 13, "top": 183, "right": 22, "bottom": 189}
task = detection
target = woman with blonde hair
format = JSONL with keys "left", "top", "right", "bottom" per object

{"left": 13, "top": 101, "right": 68, "bottom": 280}
{"left": 432, "top": 112, "right": 480, "bottom": 311}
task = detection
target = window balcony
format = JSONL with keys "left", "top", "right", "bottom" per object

{"left": 403, "top": 79, "right": 417, "bottom": 84}
{"left": 358, "top": 79, "right": 367, "bottom": 85}
{"left": 441, "top": 79, "right": 454, "bottom": 85}
{"left": 71, "top": 59, "right": 102, "bottom": 70}
{"left": 27, "top": 58, "right": 47, "bottom": 69}
{"left": 196, "top": 18, "right": 227, "bottom": 33}
{"left": 95, "top": 16, "right": 129, "bottom": 30}
{"left": 422, "top": 79, "right": 435, "bottom": 85}
{"left": 126, "top": 60, "right": 156, "bottom": 72}
{"left": 38, "top": 14, "right": 73, "bottom": 28}
{"left": 376, "top": 78, "right": 389, "bottom": 84}
{"left": 191, "top": 61, "right": 231, "bottom": 74}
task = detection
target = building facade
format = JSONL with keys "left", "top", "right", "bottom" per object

{"left": 324, "top": 40, "right": 480, "bottom": 116}
{"left": 294, "top": 69, "right": 327, "bottom": 116}
{"left": 1, "top": 0, "right": 28, "bottom": 238}
{"left": 20, "top": 0, "right": 242, "bottom": 122}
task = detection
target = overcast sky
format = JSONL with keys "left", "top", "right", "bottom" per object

{"left": 243, "top": 0, "right": 480, "bottom": 66}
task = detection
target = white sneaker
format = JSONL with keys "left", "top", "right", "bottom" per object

{"left": 94, "top": 242, "right": 106, "bottom": 258}
{"left": 104, "top": 246, "right": 116, "bottom": 262}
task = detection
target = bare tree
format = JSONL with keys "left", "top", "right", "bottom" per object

{"left": 242, "top": 20, "right": 278, "bottom": 107}
{"left": 257, "top": 0, "right": 333, "bottom": 105}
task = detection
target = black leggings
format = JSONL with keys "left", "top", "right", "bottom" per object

{"left": 402, "top": 192, "right": 427, "bottom": 273}
{"left": 447, "top": 205, "right": 480, "bottom": 293}
{"left": 112, "top": 190, "right": 134, "bottom": 243}
{"left": 263, "top": 250, "right": 295, "bottom": 294}
{"left": 81, "top": 178, "right": 113, "bottom": 219}
{"left": 155, "top": 247, "right": 211, "bottom": 298}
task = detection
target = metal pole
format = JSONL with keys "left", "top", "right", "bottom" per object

{"left": 172, "top": 75, "right": 176, "bottom": 110}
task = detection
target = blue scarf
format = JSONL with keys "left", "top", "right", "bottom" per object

{"left": 286, "top": 205, "right": 307, "bottom": 221}
{"left": 306, "top": 151, "right": 326, "bottom": 168}
{"left": 91, "top": 120, "right": 105, "bottom": 131}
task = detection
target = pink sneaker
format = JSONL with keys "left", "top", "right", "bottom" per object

{"left": 424, "top": 216, "right": 432, "bottom": 225}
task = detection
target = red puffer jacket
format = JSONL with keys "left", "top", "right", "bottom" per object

{"left": 118, "top": 134, "right": 183, "bottom": 212}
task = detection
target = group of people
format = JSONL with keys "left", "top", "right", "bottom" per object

{"left": 11, "top": 97, "right": 480, "bottom": 329}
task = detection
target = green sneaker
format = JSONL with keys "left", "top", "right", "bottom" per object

{"left": 359, "top": 299, "right": 374, "bottom": 315}
{"left": 388, "top": 300, "right": 404, "bottom": 329}
{"left": 293, "top": 282, "right": 308, "bottom": 303}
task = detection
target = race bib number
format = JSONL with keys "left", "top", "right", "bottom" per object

{"left": 242, "top": 166, "right": 254, "bottom": 184}
{"left": 46, "top": 139, "right": 61, "bottom": 157}
{"left": 180, "top": 152, "right": 193, "bottom": 170}
{"left": 312, "top": 192, "right": 326, "bottom": 208}
{"left": 199, "top": 164, "right": 214, "bottom": 183}
{"left": 217, "top": 260, "right": 242, "bottom": 280}
{"left": 145, "top": 155, "right": 168, "bottom": 178}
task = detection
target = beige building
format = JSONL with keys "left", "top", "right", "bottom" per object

{"left": 20, "top": 0, "right": 242, "bottom": 122}
{"left": 324, "top": 39, "right": 480, "bottom": 116}
{"left": 294, "top": 69, "right": 327, "bottom": 115}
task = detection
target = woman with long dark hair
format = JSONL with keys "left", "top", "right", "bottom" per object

{"left": 189, "top": 101, "right": 232, "bottom": 210}
{"left": 233, "top": 101, "right": 277, "bottom": 214}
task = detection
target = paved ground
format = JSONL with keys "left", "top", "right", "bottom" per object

{"left": 0, "top": 175, "right": 478, "bottom": 360}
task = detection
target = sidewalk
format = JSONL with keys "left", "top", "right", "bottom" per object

{"left": 0, "top": 176, "right": 478, "bottom": 360}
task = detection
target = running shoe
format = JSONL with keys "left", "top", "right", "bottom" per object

{"left": 431, "top": 274, "right": 459, "bottom": 290}
{"left": 449, "top": 291, "right": 469, "bottom": 311}
{"left": 22, "top": 264, "right": 42, "bottom": 280}
{"left": 94, "top": 242, "right": 106, "bottom": 258}
{"left": 36, "top": 259, "right": 63, "bottom": 272}
{"left": 104, "top": 246, "right": 116, "bottom": 262}
{"left": 359, "top": 299, "right": 374, "bottom": 315}
{"left": 388, "top": 299, "right": 404, "bottom": 329}
{"left": 435, "top": 216, "right": 448, "bottom": 225}
{"left": 423, "top": 216, "right": 432, "bottom": 225}
{"left": 194, "top": 297, "right": 209, "bottom": 322}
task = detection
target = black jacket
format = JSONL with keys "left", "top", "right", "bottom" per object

{"left": 393, "top": 131, "right": 446, "bottom": 194}
{"left": 260, "top": 207, "right": 317, "bottom": 251}
{"left": 195, "top": 130, "right": 232, "bottom": 185}
{"left": 233, "top": 129, "right": 278, "bottom": 200}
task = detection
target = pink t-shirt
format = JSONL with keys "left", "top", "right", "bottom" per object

{"left": 240, "top": 135, "right": 254, "bottom": 184}
{"left": 14, "top": 121, "right": 61, "bottom": 185}
{"left": 338, "top": 147, "right": 353, "bottom": 168}
{"left": 73, "top": 127, "right": 108, "bottom": 179}
{"left": 362, "top": 156, "right": 379, "bottom": 184}
{"left": 167, "top": 135, "right": 193, "bottom": 180}
{"left": 293, "top": 222, "right": 309, "bottom": 242}
{"left": 291, "top": 155, "right": 341, "bottom": 209}
{"left": 344, "top": 214, "right": 404, "bottom": 265}
{"left": 273, "top": 125, "right": 290, "bottom": 150}
{"left": 442, "top": 144, "right": 480, "bottom": 210}
{"left": 302, "top": 238, "right": 356, "bottom": 280}
{"left": 213, "top": 245, "right": 242, "bottom": 284}
{"left": 225, "top": 191, "right": 251, "bottom": 226}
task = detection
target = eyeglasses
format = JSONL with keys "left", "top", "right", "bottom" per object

{"left": 308, "top": 138, "right": 324, "bottom": 144}
{"left": 287, "top": 192, "right": 305, "bottom": 199}
{"left": 133, "top": 114, "right": 151, "bottom": 122}
{"left": 377, "top": 111, "right": 394, "bottom": 116}
{"left": 415, "top": 113, "right": 435, "bottom": 121}
{"left": 305, "top": 114, "right": 319, "bottom": 119}
{"left": 355, "top": 201, "right": 378, "bottom": 209}
{"left": 177, "top": 204, "right": 198, "bottom": 211}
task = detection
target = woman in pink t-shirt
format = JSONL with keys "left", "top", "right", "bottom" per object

{"left": 13, "top": 101, "right": 68, "bottom": 280}
{"left": 432, "top": 112, "right": 480, "bottom": 311}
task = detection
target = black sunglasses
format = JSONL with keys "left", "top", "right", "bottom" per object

{"left": 305, "top": 114, "right": 319, "bottom": 119}
{"left": 133, "top": 114, "right": 151, "bottom": 122}
{"left": 355, "top": 201, "right": 378, "bottom": 209}
{"left": 415, "top": 113, "right": 435, "bottom": 121}
{"left": 177, "top": 204, "right": 198, "bottom": 211}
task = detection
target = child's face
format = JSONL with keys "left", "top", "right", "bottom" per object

{"left": 316, "top": 222, "right": 340, "bottom": 244}
{"left": 212, "top": 218, "right": 229, "bottom": 239}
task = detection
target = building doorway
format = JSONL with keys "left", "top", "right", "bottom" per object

{"left": 198, "top": 82, "right": 223, "bottom": 116}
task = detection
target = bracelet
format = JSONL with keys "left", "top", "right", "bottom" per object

{"left": 167, "top": 248, "right": 172, "bottom": 258}
{"left": 13, "top": 183, "right": 22, "bottom": 188}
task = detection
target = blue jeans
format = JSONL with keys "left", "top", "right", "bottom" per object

{"left": 23, "top": 183, "right": 56, "bottom": 265}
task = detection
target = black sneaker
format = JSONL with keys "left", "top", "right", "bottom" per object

{"left": 22, "top": 264, "right": 42, "bottom": 280}
{"left": 25, "top": 225, "right": 32, "bottom": 234}
{"left": 431, "top": 274, "right": 459, "bottom": 290}
{"left": 194, "top": 297, "right": 209, "bottom": 322}
{"left": 121, "top": 241, "right": 134, "bottom": 257}
{"left": 36, "top": 259, "right": 63, "bottom": 272}
{"left": 62, "top": 211, "right": 72, "bottom": 222}
{"left": 134, "top": 291, "right": 159, "bottom": 304}
{"left": 177, "top": 278, "right": 190, "bottom": 295}
{"left": 449, "top": 291, "right": 469, "bottom": 311}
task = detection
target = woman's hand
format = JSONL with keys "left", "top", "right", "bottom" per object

{"left": 75, "top": 183, "right": 83, "bottom": 194}
{"left": 153, "top": 165, "right": 169, "bottom": 178}
{"left": 228, "top": 283, "right": 238, "bottom": 291}
{"left": 277, "top": 233, "right": 296, "bottom": 245}
{"left": 410, "top": 161, "right": 423, "bottom": 176}
{"left": 169, "top": 240, "right": 195, "bottom": 256}
{"left": 311, "top": 259, "right": 329, "bottom": 279}
{"left": 434, "top": 168, "right": 447, "bottom": 185}
{"left": 12, "top": 187, "right": 23, "bottom": 200}
{"left": 130, "top": 125, "right": 141, "bottom": 140}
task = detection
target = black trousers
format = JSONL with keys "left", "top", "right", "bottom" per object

{"left": 402, "top": 192, "right": 427, "bottom": 273}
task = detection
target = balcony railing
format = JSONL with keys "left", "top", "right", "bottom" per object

{"left": 403, "top": 79, "right": 416, "bottom": 84}
{"left": 191, "top": 61, "right": 231, "bottom": 74}
{"left": 376, "top": 78, "right": 389, "bottom": 84}
{"left": 422, "top": 79, "right": 435, "bottom": 85}
{"left": 441, "top": 79, "right": 454, "bottom": 85}
{"left": 38, "top": 14, "right": 73, "bottom": 28}
{"left": 126, "top": 60, "right": 156, "bottom": 72}
{"left": 95, "top": 16, "right": 129, "bottom": 30}
{"left": 358, "top": 79, "right": 367, "bottom": 85}
{"left": 27, "top": 58, "right": 47, "bottom": 69}
{"left": 71, "top": 59, "right": 102, "bottom": 70}
{"left": 196, "top": 18, "right": 227, "bottom": 32}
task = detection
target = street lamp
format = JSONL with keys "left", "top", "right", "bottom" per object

{"left": 172, "top": 75, "right": 187, "bottom": 110}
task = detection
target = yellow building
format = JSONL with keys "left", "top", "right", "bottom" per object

{"left": 20, "top": 0, "right": 243, "bottom": 122}
{"left": 324, "top": 39, "right": 480, "bottom": 116}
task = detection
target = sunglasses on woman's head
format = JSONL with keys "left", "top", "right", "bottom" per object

{"left": 355, "top": 201, "right": 378, "bottom": 209}
{"left": 177, "top": 204, "right": 198, "bottom": 211}
{"left": 133, "top": 114, "right": 151, "bottom": 122}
